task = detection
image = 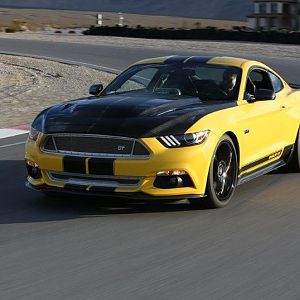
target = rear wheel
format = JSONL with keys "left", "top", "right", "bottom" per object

{"left": 281, "top": 129, "right": 300, "bottom": 173}
{"left": 189, "top": 134, "right": 238, "bottom": 208}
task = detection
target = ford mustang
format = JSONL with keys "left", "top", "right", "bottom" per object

{"left": 25, "top": 56, "right": 300, "bottom": 208}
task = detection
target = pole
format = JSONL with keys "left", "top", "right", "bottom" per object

{"left": 97, "top": 14, "right": 103, "bottom": 26}
{"left": 118, "top": 13, "right": 124, "bottom": 27}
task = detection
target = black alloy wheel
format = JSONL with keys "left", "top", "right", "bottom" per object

{"left": 189, "top": 134, "right": 238, "bottom": 208}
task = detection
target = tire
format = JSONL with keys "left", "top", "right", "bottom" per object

{"left": 189, "top": 134, "right": 238, "bottom": 208}
{"left": 281, "top": 129, "right": 300, "bottom": 173}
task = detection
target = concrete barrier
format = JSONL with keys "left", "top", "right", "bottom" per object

{"left": 84, "top": 26, "right": 300, "bottom": 45}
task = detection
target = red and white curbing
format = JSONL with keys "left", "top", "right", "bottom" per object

{"left": 0, "top": 124, "right": 30, "bottom": 139}
{"left": 46, "top": 28, "right": 86, "bottom": 35}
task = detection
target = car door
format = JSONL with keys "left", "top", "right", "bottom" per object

{"left": 268, "top": 71, "right": 299, "bottom": 145}
{"left": 237, "top": 67, "right": 289, "bottom": 171}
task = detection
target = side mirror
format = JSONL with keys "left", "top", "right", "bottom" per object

{"left": 254, "top": 89, "right": 276, "bottom": 101}
{"left": 89, "top": 83, "right": 103, "bottom": 96}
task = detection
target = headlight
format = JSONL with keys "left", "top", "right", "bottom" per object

{"left": 28, "top": 127, "right": 40, "bottom": 141}
{"left": 157, "top": 130, "right": 210, "bottom": 148}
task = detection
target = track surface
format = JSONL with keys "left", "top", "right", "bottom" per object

{"left": 0, "top": 38, "right": 300, "bottom": 300}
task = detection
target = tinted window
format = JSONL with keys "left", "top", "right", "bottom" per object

{"left": 259, "top": 3, "right": 267, "bottom": 14}
{"left": 194, "top": 66, "right": 225, "bottom": 81}
{"left": 271, "top": 3, "right": 278, "bottom": 13}
{"left": 104, "top": 63, "right": 242, "bottom": 101}
{"left": 249, "top": 69, "right": 273, "bottom": 90}
{"left": 269, "top": 72, "right": 283, "bottom": 93}
{"left": 259, "top": 3, "right": 267, "bottom": 13}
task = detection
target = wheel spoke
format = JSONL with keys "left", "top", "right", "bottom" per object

{"left": 225, "top": 151, "right": 233, "bottom": 173}
{"left": 212, "top": 141, "right": 236, "bottom": 201}
{"left": 219, "top": 177, "right": 226, "bottom": 195}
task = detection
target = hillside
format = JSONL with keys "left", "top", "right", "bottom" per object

{"left": 0, "top": 0, "right": 253, "bottom": 21}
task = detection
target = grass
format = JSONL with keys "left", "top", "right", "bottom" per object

{"left": 53, "top": 72, "right": 64, "bottom": 78}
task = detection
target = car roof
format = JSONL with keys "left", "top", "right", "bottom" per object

{"left": 134, "top": 55, "right": 254, "bottom": 68}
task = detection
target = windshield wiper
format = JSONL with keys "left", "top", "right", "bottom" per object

{"left": 106, "top": 89, "right": 146, "bottom": 96}
{"left": 106, "top": 91, "right": 123, "bottom": 95}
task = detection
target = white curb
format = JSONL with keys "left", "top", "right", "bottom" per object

{"left": 0, "top": 129, "right": 29, "bottom": 139}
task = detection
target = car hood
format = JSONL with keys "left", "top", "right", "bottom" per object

{"left": 35, "top": 94, "right": 236, "bottom": 138}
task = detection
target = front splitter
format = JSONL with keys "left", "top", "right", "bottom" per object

{"left": 26, "top": 181, "right": 205, "bottom": 201}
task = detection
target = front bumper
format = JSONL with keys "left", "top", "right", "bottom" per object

{"left": 26, "top": 181, "right": 204, "bottom": 200}
{"left": 25, "top": 133, "right": 217, "bottom": 198}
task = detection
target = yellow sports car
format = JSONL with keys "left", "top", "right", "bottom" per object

{"left": 25, "top": 56, "right": 300, "bottom": 208}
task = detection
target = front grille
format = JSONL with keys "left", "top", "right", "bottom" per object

{"left": 41, "top": 134, "right": 150, "bottom": 158}
{"left": 47, "top": 171, "right": 143, "bottom": 189}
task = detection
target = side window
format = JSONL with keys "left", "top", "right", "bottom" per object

{"left": 244, "top": 69, "right": 274, "bottom": 100}
{"left": 249, "top": 69, "right": 273, "bottom": 90}
{"left": 269, "top": 72, "right": 283, "bottom": 93}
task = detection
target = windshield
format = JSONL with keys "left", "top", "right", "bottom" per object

{"left": 103, "top": 63, "right": 242, "bottom": 101}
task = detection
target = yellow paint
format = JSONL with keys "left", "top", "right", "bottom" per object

{"left": 208, "top": 56, "right": 248, "bottom": 67}
{"left": 85, "top": 158, "right": 90, "bottom": 175}
{"left": 25, "top": 58, "right": 300, "bottom": 198}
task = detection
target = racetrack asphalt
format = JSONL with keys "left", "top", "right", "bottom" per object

{"left": 0, "top": 37, "right": 300, "bottom": 300}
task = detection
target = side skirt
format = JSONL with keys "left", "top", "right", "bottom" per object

{"left": 237, "top": 144, "right": 293, "bottom": 186}
{"left": 237, "top": 159, "right": 285, "bottom": 185}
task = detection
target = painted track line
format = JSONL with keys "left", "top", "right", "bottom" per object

{"left": 0, "top": 141, "right": 26, "bottom": 149}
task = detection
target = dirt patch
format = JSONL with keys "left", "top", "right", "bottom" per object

{"left": 0, "top": 55, "right": 115, "bottom": 128}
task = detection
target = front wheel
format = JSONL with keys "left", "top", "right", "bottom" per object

{"left": 189, "top": 134, "right": 238, "bottom": 208}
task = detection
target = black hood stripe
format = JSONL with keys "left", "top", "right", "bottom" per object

{"left": 144, "top": 101, "right": 237, "bottom": 137}
{"left": 42, "top": 95, "right": 237, "bottom": 138}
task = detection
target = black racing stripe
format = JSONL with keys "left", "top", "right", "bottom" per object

{"left": 164, "top": 56, "right": 191, "bottom": 63}
{"left": 44, "top": 94, "right": 239, "bottom": 138}
{"left": 239, "top": 148, "right": 289, "bottom": 174}
{"left": 144, "top": 101, "right": 237, "bottom": 137}
{"left": 64, "top": 184, "right": 87, "bottom": 191}
{"left": 89, "top": 186, "right": 116, "bottom": 193}
{"left": 88, "top": 158, "right": 114, "bottom": 176}
{"left": 240, "top": 156, "right": 270, "bottom": 174}
{"left": 185, "top": 56, "right": 215, "bottom": 64}
{"left": 63, "top": 156, "right": 86, "bottom": 174}
{"left": 238, "top": 160, "right": 283, "bottom": 185}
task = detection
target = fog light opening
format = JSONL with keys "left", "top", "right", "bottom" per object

{"left": 154, "top": 171, "right": 193, "bottom": 189}
{"left": 169, "top": 176, "right": 183, "bottom": 188}
{"left": 25, "top": 160, "right": 42, "bottom": 180}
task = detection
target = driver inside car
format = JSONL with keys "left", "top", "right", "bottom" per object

{"left": 220, "top": 69, "right": 239, "bottom": 99}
